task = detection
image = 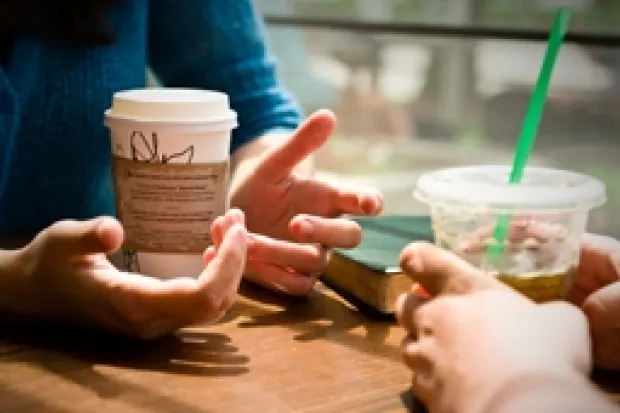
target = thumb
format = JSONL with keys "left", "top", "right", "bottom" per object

{"left": 254, "top": 109, "right": 336, "bottom": 181}
{"left": 44, "top": 217, "right": 124, "bottom": 256}
{"left": 399, "top": 242, "right": 503, "bottom": 297}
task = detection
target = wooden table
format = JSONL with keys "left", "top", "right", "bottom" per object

{"left": 0, "top": 282, "right": 619, "bottom": 413}
{"left": 0, "top": 282, "right": 418, "bottom": 412}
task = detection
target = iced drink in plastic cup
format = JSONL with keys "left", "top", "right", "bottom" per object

{"left": 414, "top": 165, "right": 607, "bottom": 302}
{"left": 104, "top": 88, "right": 237, "bottom": 279}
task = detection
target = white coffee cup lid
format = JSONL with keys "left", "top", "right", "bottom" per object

{"left": 105, "top": 88, "right": 237, "bottom": 131}
{"left": 414, "top": 165, "right": 607, "bottom": 212}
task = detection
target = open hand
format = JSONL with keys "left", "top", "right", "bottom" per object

{"left": 571, "top": 234, "right": 620, "bottom": 370}
{"left": 229, "top": 110, "right": 383, "bottom": 295}
{"left": 13, "top": 209, "right": 248, "bottom": 339}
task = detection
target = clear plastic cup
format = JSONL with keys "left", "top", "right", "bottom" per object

{"left": 414, "top": 165, "right": 607, "bottom": 302}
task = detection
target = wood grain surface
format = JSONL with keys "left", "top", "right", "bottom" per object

{"left": 0, "top": 233, "right": 618, "bottom": 412}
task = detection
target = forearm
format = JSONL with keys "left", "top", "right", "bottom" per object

{"left": 481, "top": 371, "right": 618, "bottom": 413}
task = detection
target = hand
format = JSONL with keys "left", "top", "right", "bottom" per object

{"left": 11, "top": 209, "right": 248, "bottom": 339}
{"left": 571, "top": 234, "right": 620, "bottom": 370}
{"left": 230, "top": 110, "right": 383, "bottom": 295}
{"left": 395, "top": 243, "right": 591, "bottom": 413}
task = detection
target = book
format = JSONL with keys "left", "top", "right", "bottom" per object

{"left": 321, "top": 215, "right": 434, "bottom": 315}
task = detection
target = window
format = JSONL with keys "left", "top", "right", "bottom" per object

{"left": 261, "top": 0, "right": 620, "bottom": 34}
{"left": 257, "top": 0, "right": 620, "bottom": 238}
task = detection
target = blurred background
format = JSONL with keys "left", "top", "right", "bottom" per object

{"left": 253, "top": 0, "right": 620, "bottom": 238}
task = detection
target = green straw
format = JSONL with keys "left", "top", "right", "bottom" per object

{"left": 488, "top": 9, "right": 571, "bottom": 259}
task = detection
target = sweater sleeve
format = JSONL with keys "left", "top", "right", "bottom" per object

{"left": 147, "top": 0, "right": 303, "bottom": 153}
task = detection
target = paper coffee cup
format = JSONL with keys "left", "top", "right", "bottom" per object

{"left": 104, "top": 88, "right": 237, "bottom": 279}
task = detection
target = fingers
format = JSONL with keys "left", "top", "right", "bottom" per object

{"left": 300, "top": 179, "right": 383, "bottom": 218}
{"left": 581, "top": 235, "right": 620, "bottom": 283}
{"left": 396, "top": 292, "right": 429, "bottom": 335}
{"left": 581, "top": 281, "right": 620, "bottom": 370}
{"left": 397, "top": 291, "right": 456, "bottom": 350}
{"left": 105, "top": 225, "right": 247, "bottom": 339}
{"left": 401, "top": 338, "right": 436, "bottom": 406}
{"left": 211, "top": 216, "right": 226, "bottom": 248}
{"left": 583, "top": 280, "right": 620, "bottom": 317}
{"left": 402, "top": 338, "right": 433, "bottom": 372}
{"left": 399, "top": 242, "right": 502, "bottom": 297}
{"left": 244, "top": 261, "right": 316, "bottom": 296}
{"left": 248, "top": 233, "right": 328, "bottom": 275}
{"left": 571, "top": 236, "right": 620, "bottom": 306}
{"left": 289, "top": 215, "right": 362, "bottom": 248}
{"left": 399, "top": 300, "right": 443, "bottom": 409}
{"left": 202, "top": 246, "right": 217, "bottom": 265}
{"left": 45, "top": 216, "right": 124, "bottom": 255}
{"left": 325, "top": 182, "right": 384, "bottom": 216}
{"left": 198, "top": 224, "right": 248, "bottom": 309}
{"left": 582, "top": 233, "right": 620, "bottom": 258}
{"left": 211, "top": 208, "right": 245, "bottom": 248}
{"left": 254, "top": 110, "right": 336, "bottom": 182}
{"left": 244, "top": 233, "right": 325, "bottom": 295}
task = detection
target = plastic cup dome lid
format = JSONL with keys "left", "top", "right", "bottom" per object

{"left": 414, "top": 165, "right": 607, "bottom": 212}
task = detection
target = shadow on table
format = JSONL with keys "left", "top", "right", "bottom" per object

{"left": 0, "top": 323, "right": 248, "bottom": 413}
{"left": 0, "top": 322, "right": 249, "bottom": 377}
{"left": 228, "top": 282, "right": 402, "bottom": 363}
{"left": 0, "top": 382, "right": 74, "bottom": 413}
{"left": 400, "top": 391, "right": 429, "bottom": 413}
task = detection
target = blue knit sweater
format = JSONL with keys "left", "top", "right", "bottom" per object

{"left": 0, "top": 0, "right": 302, "bottom": 236}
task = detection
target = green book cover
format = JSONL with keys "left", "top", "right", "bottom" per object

{"left": 322, "top": 215, "right": 434, "bottom": 317}
{"left": 334, "top": 215, "right": 435, "bottom": 273}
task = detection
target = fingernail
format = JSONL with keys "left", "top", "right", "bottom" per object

{"left": 95, "top": 217, "right": 121, "bottom": 252}
{"left": 295, "top": 219, "right": 313, "bottom": 238}
{"left": 213, "top": 215, "right": 225, "bottom": 227}
{"left": 374, "top": 194, "right": 384, "bottom": 213}
{"left": 361, "top": 197, "right": 375, "bottom": 214}
{"left": 202, "top": 247, "right": 216, "bottom": 264}
{"left": 230, "top": 208, "right": 245, "bottom": 224}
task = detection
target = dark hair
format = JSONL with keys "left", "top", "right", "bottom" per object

{"left": 0, "top": 0, "right": 124, "bottom": 47}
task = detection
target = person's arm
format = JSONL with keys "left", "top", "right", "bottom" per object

{"left": 147, "top": 0, "right": 309, "bottom": 181}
